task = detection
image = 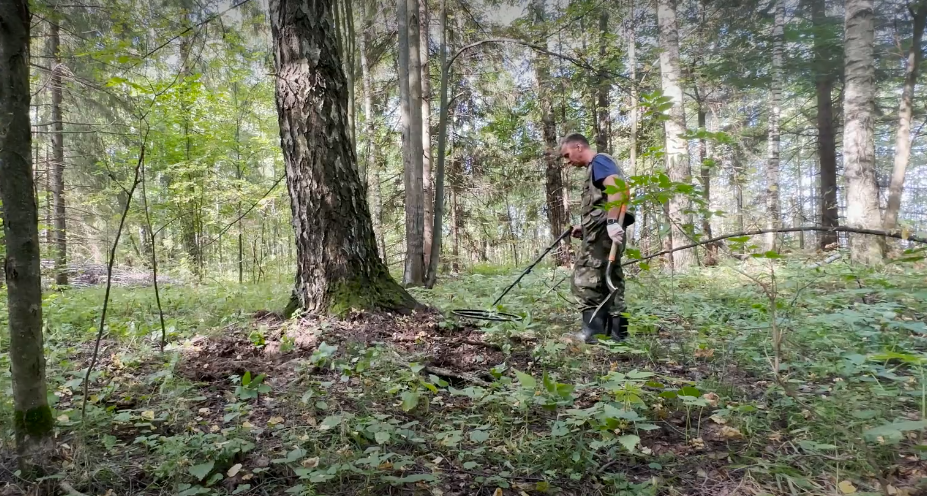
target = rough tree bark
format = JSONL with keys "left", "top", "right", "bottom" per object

{"left": 657, "top": 0, "right": 693, "bottom": 268}
{"left": 532, "top": 0, "right": 568, "bottom": 266}
{"left": 0, "top": 0, "right": 55, "bottom": 470}
{"left": 421, "top": 0, "right": 434, "bottom": 269}
{"left": 402, "top": 0, "right": 426, "bottom": 286}
{"left": 883, "top": 0, "right": 927, "bottom": 233}
{"left": 765, "top": 0, "right": 783, "bottom": 252}
{"left": 842, "top": 0, "right": 884, "bottom": 264}
{"left": 269, "top": 0, "right": 418, "bottom": 314}
{"left": 49, "top": 15, "right": 68, "bottom": 285}
{"left": 811, "top": 0, "right": 840, "bottom": 249}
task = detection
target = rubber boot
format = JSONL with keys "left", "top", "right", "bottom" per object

{"left": 608, "top": 314, "right": 629, "bottom": 341}
{"left": 575, "top": 309, "right": 609, "bottom": 344}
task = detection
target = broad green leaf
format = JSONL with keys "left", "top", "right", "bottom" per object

{"left": 319, "top": 415, "right": 342, "bottom": 431}
{"left": 513, "top": 369, "right": 536, "bottom": 389}
{"left": 188, "top": 461, "right": 214, "bottom": 481}
{"left": 470, "top": 430, "right": 490, "bottom": 443}
{"left": 375, "top": 431, "right": 390, "bottom": 445}
{"left": 863, "top": 420, "right": 927, "bottom": 443}
{"left": 401, "top": 391, "right": 420, "bottom": 412}
{"left": 618, "top": 434, "right": 640, "bottom": 453}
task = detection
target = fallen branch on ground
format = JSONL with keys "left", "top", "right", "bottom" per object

{"left": 623, "top": 226, "right": 926, "bottom": 266}
{"left": 424, "top": 365, "right": 491, "bottom": 387}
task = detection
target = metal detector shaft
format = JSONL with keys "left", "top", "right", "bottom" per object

{"left": 490, "top": 227, "right": 572, "bottom": 307}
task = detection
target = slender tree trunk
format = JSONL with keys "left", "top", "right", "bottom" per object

{"left": 270, "top": 0, "right": 418, "bottom": 314}
{"left": 531, "top": 0, "right": 568, "bottom": 266}
{"left": 842, "top": 0, "right": 884, "bottom": 264}
{"left": 401, "top": 0, "right": 426, "bottom": 286}
{"left": 765, "top": 0, "right": 783, "bottom": 252}
{"left": 595, "top": 9, "right": 610, "bottom": 153}
{"left": 628, "top": 16, "right": 638, "bottom": 176}
{"left": 420, "top": 0, "right": 434, "bottom": 269}
{"left": 50, "top": 17, "right": 67, "bottom": 285}
{"left": 812, "top": 0, "right": 840, "bottom": 249}
{"left": 424, "top": 0, "right": 448, "bottom": 287}
{"left": 697, "top": 105, "right": 717, "bottom": 265}
{"left": 657, "top": 0, "right": 692, "bottom": 268}
{"left": 883, "top": 1, "right": 927, "bottom": 233}
{"left": 359, "top": 0, "right": 379, "bottom": 248}
{"left": 0, "top": 0, "right": 54, "bottom": 469}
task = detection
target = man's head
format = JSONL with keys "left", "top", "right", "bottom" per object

{"left": 559, "top": 133, "right": 595, "bottom": 168}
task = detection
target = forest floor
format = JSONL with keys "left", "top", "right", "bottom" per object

{"left": 2, "top": 255, "right": 927, "bottom": 496}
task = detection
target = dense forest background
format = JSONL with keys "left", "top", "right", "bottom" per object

{"left": 12, "top": 0, "right": 927, "bottom": 286}
{"left": 3, "top": 0, "right": 927, "bottom": 495}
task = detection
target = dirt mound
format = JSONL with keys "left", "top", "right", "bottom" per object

{"left": 176, "top": 309, "right": 510, "bottom": 385}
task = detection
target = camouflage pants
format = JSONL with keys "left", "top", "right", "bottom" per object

{"left": 570, "top": 223, "right": 625, "bottom": 316}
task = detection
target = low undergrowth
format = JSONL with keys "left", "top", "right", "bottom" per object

{"left": 1, "top": 253, "right": 926, "bottom": 495}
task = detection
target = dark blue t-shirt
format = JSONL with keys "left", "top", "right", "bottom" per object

{"left": 590, "top": 154, "right": 622, "bottom": 190}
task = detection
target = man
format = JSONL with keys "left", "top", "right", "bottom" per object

{"left": 559, "top": 133, "right": 634, "bottom": 343}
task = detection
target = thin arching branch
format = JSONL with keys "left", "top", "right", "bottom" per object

{"left": 623, "top": 226, "right": 927, "bottom": 266}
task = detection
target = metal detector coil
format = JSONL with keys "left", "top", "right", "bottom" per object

{"left": 450, "top": 228, "right": 572, "bottom": 322}
{"left": 451, "top": 309, "right": 523, "bottom": 322}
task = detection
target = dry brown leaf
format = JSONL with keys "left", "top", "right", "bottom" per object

{"left": 709, "top": 414, "right": 727, "bottom": 424}
{"left": 702, "top": 392, "right": 720, "bottom": 407}
{"left": 301, "top": 457, "right": 320, "bottom": 469}
{"left": 720, "top": 426, "right": 744, "bottom": 440}
{"left": 227, "top": 463, "right": 242, "bottom": 477}
{"left": 268, "top": 416, "right": 284, "bottom": 426}
{"left": 694, "top": 348, "right": 715, "bottom": 358}
{"left": 838, "top": 480, "right": 857, "bottom": 494}
{"left": 493, "top": 489, "right": 503, "bottom": 496}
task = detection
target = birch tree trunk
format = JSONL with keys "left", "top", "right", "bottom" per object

{"left": 765, "top": 0, "right": 783, "bottom": 252}
{"left": 420, "top": 0, "right": 434, "bottom": 268}
{"left": 0, "top": 0, "right": 55, "bottom": 469}
{"left": 811, "top": 0, "right": 840, "bottom": 249}
{"left": 270, "top": 0, "right": 418, "bottom": 313}
{"left": 883, "top": 1, "right": 927, "bottom": 233}
{"left": 842, "top": 0, "right": 884, "bottom": 264}
{"left": 657, "top": 0, "right": 693, "bottom": 268}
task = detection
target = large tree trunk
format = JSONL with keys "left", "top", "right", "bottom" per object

{"left": 765, "top": 0, "right": 783, "bottom": 252}
{"left": 657, "top": 0, "right": 693, "bottom": 269}
{"left": 49, "top": 17, "right": 67, "bottom": 285}
{"left": 883, "top": 1, "right": 927, "bottom": 233}
{"left": 401, "top": 0, "right": 426, "bottom": 286}
{"left": 595, "top": 9, "right": 610, "bottom": 153}
{"left": 0, "top": 0, "right": 54, "bottom": 470}
{"left": 842, "top": 0, "right": 884, "bottom": 264}
{"left": 420, "top": 0, "right": 434, "bottom": 269}
{"left": 270, "top": 0, "right": 418, "bottom": 314}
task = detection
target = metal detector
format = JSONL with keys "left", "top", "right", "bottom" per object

{"left": 452, "top": 228, "right": 573, "bottom": 322}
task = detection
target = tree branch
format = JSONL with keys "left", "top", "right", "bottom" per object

{"left": 81, "top": 139, "right": 146, "bottom": 419}
{"left": 623, "top": 226, "right": 927, "bottom": 266}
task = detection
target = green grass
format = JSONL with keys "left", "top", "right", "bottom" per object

{"left": 1, "top": 257, "right": 926, "bottom": 495}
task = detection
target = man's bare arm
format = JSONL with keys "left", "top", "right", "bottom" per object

{"left": 603, "top": 174, "right": 629, "bottom": 221}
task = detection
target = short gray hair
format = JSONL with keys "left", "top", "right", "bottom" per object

{"left": 560, "top": 133, "right": 589, "bottom": 148}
